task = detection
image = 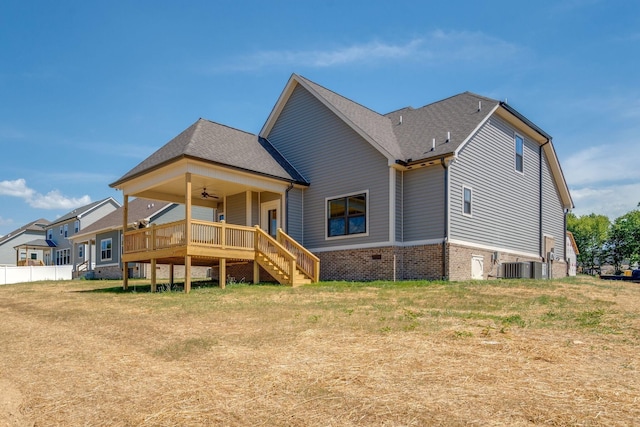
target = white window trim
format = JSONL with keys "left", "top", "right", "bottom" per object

{"left": 101, "top": 238, "right": 113, "bottom": 261}
{"left": 325, "top": 190, "right": 369, "bottom": 241}
{"left": 514, "top": 132, "right": 525, "bottom": 175}
{"left": 462, "top": 185, "right": 473, "bottom": 217}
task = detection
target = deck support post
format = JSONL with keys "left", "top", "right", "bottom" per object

{"left": 169, "top": 263, "right": 174, "bottom": 286}
{"left": 122, "top": 194, "right": 129, "bottom": 290}
{"left": 150, "top": 259, "right": 157, "bottom": 292}
{"left": 184, "top": 173, "right": 192, "bottom": 293}
{"left": 253, "top": 260, "right": 260, "bottom": 284}
{"left": 184, "top": 255, "right": 191, "bottom": 293}
{"left": 219, "top": 258, "right": 226, "bottom": 289}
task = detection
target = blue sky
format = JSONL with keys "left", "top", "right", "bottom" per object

{"left": 1, "top": 0, "right": 639, "bottom": 236}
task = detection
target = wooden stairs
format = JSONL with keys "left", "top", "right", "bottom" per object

{"left": 255, "top": 227, "right": 319, "bottom": 287}
{"left": 255, "top": 252, "right": 312, "bottom": 286}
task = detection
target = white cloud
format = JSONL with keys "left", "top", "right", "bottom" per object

{"left": 570, "top": 182, "right": 640, "bottom": 219}
{"left": 213, "top": 31, "right": 522, "bottom": 72}
{"left": 0, "top": 179, "right": 91, "bottom": 210}
{"left": 0, "top": 216, "right": 14, "bottom": 227}
{"left": 563, "top": 142, "right": 640, "bottom": 186}
{"left": 28, "top": 190, "right": 92, "bottom": 210}
{"left": 0, "top": 179, "right": 35, "bottom": 198}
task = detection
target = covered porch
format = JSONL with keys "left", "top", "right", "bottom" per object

{"left": 114, "top": 156, "right": 317, "bottom": 293}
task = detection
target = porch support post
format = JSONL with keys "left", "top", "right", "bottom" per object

{"left": 184, "top": 173, "right": 192, "bottom": 293}
{"left": 169, "top": 263, "right": 174, "bottom": 286}
{"left": 150, "top": 259, "right": 157, "bottom": 292}
{"left": 220, "top": 258, "right": 226, "bottom": 289}
{"left": 122, "top": 194, "right": 129, "bottom": 290}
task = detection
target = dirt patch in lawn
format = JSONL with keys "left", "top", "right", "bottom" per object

{"left": 0, "top": 276, "right": 638, "bottom": 425}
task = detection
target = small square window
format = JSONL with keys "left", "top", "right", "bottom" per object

{"left": 327, "top": 193, "right": 367, "bottom": 238}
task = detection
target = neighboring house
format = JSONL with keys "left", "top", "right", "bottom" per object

{"left": 566, "top": 231, "right": 579, "bottom": 276}
{"left": 44, "top": 197, "right": 121, "bottom": 269}
{"left": 0, "top": 219, "right": 50, "bottom": 266}
{"left": 110, "top": 74, "right": 573, "bottom": 288}
{"left": 70, "top": 198, "right": 214, "bottom": 279}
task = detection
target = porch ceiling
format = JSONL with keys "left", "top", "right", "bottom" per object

{"left": 117, "top": 158, "right": 291, "bottom": 207}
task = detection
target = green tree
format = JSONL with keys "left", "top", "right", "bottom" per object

{"left": 607, "top": 209, "right": 640, "bottom": 271}
{"left": 567, "top": 212, "right": 610, "bottom": 274}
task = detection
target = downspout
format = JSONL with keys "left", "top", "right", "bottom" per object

{"left": 441, "top": 157, "right": 450, "bottom": 280}
{"left": 539, "top": 140, "right": 550, "bottom": 259}
{"left": 285, "top": 182, "right": 294, "bottom": 234}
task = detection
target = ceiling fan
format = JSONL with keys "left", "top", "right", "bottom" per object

{"left": 200, "top": 188, "right": 219, "bottom": 199}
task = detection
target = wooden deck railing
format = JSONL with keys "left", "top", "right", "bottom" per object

{"left": 255, "top": 227, "right": 296, "bottom": 284}
{"left": 277, "top": 228, "right": 320, "bottom": 283}
{"left": 124, "top": 220, "right": 257, "bottom": 254}
{"left": 123, "top": 220, "right": 319, "bottom": 283}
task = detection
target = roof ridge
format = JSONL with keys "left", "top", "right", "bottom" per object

{"left": 198, "top": 117, "right": 259, "bottom": 138}
{"left": 296, "top": 74, "right": 386, "bottom": 117}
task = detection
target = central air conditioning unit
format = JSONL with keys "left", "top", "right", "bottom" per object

{"left": 502, "top": 262, "right": 531, "bottom": 279}
{"left": 530, "top": 261, "right": 548, "bottom": 279}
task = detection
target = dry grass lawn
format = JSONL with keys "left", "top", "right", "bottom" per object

{"left": 0, "top": 275, "right": 639, "bottom": 426}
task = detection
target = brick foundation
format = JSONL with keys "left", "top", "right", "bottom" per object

{"left": 316, "top": 244, "right": 445, "bottom": 281}
{"left": 447, "top": 242, "right": 568, "bottom": 281}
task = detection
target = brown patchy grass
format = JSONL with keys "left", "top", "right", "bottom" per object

{"left": 0, "top": 276, "right": 639, "bottom": 426}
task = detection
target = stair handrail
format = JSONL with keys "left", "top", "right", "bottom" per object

{"left": 254, "top": 227, "right": 297, "bottom": 285}
{"left": 276, "top": 228, "right": 320, "bottom": 283}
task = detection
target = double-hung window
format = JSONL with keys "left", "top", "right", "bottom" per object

{"left": 327, "top": 192, "right": 367, "bottom": 238}
{"left": 515, "top": 134, "right": 524, "bottom": 173}
{"left": 101, "top": 238, "right": 112, "bottom": 261}
{"left": 463, "top": 186, "right": 473, "bottom": 216}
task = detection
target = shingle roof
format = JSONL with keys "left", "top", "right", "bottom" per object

{"left": 295, "top": 75, "right": 403, "bottom": 160}
{"left": 0, "top": 218, "right": 50, "bottom": 245}
{"left": 48, "top": 197, "right": 119, "bottom": 227}
{"left": 73, "top": 198, "right": 172, "bottom": 237}
{"left": 111, "top": 119, "right": 308, "bottom": 187}
{"left": 14, "top": 239, "right": 57, "bottom": 249}
{"left": 290, "top": 76, "right": 499, "bottom": 163}
{"left": 385, "top": 92, "right": 499, "bottom": 162}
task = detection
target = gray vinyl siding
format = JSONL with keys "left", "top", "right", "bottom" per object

{"left": 152, "top": 205, "right": 214, "bottom": 224}
{"left": 395, "top": 170, "right": 403, "bottom": 242}
{"left": 260, "top": 192, "right": 280, "bottom": 203}
{"left": 449, "top": 116, "right": 540, "bottom": 254}
{"left": 266, "top": 85, "right": 390, "bottom": 249}
{"left": 96, "top": 230, "right": 120, "bottom": 267}
{"left": 287, "top": 188, "right": 304, "bottom": 242}
{"left": 541, "top": 154, "right": 566, "bottom": 259}
{"left": 225, "top": 193, "right": 246, "bottom": 226}
{"left": 251, "top": 192, "right": 259, "bottom": 227}
{"left": 403, "top": 166, "right": 446, "bottom": 242}
{"left": 80, "top": 201, "right": 120, "bottom": 231}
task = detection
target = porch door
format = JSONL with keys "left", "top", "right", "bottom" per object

{"left": 261, "top": 200, "right": 280, "bottom": 238}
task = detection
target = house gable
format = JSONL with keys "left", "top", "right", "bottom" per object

{"left": 261, "top": 74, "right": 403, "bottom": 164}
{"left": 264, "top": 82, "right": 392, "bottom": 250}
{"left": 449, "top": 115, "right": 542, "bottom": 256}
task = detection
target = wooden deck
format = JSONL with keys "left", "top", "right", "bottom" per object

{"left": 123, "top": 220, "right": 319, "bottom": 290}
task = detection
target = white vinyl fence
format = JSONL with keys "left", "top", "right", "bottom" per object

{"left": 0, "top": 265, "right": 73, "bottom": 285}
